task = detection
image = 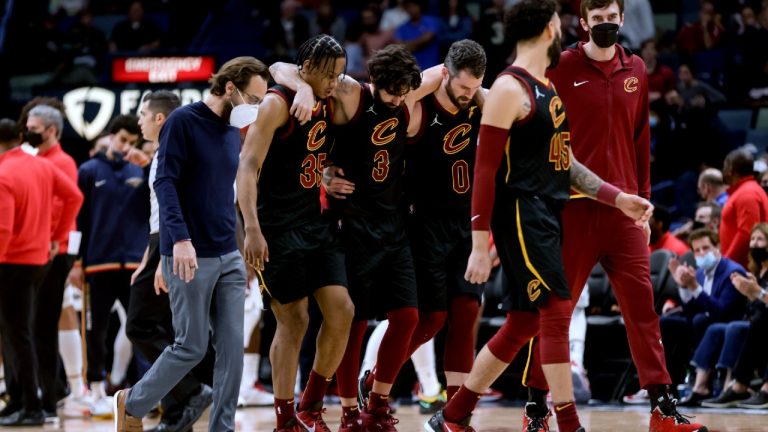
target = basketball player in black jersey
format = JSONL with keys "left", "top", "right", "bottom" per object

{"left": 405, "top": 39, "right": 487, "bottom": 405}
{"left": 426, "top": 2, "right": 653, "bottom": 432}
{"left": 237, "top": 35, "right": 353, "bottom": 432}
{"left": 270, "top": 45, "right": 441, "bottom": 431}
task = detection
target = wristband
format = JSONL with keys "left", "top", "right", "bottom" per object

{"left": 596, "top": 182, "right": 622, "bottom": 206}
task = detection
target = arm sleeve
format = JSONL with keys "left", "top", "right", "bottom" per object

{"left": 76, "top": 165, "right": 92, "bottom": 261}
{"left": 635, "top": 64, "right": 652, "bottom": 199}
{"left": 0, "top": 182, "right": 14, "bottom": 258}
{"left": 154, "top": 115, "right": 191, "bottom": 244}
{"left": 471, "top": 124, "right": 508, "bottom": 230}
{"left": 50, "top": 165, "right": 83, "bottom": 243}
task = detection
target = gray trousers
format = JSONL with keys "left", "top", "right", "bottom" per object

{"left": 126, "top": 250, "right": 245, "bottom": 432}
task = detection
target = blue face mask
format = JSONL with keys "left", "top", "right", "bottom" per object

{"left": 695, "top": 251, "right": 718, "bottom": 271}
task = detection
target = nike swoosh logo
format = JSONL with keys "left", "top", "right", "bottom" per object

{"left": 296, "top": 417, "right": 315, "bottom": 432}
{"left": 471, "top": 215, "right": 480, "bottom": 221}
{"left": 95, "top": 180, "right": 107, "bottom": 187}
{"left": 574, "top": 81, "right": 589, "bottom": 87}
{"left": 556, "top": 402, "right": 574, "bottom": 411}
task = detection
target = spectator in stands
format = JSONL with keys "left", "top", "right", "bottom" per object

{"left": 71, "top": 114, "right": 148, "bottom": 416}
{"left": 695, "top": 201, "right": 723, "bottom": 233}
{"left": 360, "top": 5, "right": 395, "bottom": 60}
{"left": 343, "top": 20, "right": 368, "bottom": 80}
{"left": 0, "top": 118, "right": 82, "bottom": 426}
{"left": 380, "top": 0, "right": 409, "bottom": 32}
{"left": 437, "top": 0, "right": 473, "bottom": 57}
{"left": 395, "top": 0, "right": 441, "bottom": 69}
{"left": 674, "top": 63, "right": 727, "bottom": 111}
{"left": 558, "top": 4, "right": 582, "bottom": 47}
{"left": 676, "top": 0, "right": 725, "bottom": 58}
{"left": 662, "top": 229, "right": 747, "bottom": 388}
{"left": 731, "top": 5, "right": 768, "bottom": 101}
{"left": 698, "top": 167, "right": 729, "bottom": 207}
{"left": 721, "top": 149, "right": 768, "bottom": 268}
{"left": 56, "top": 8, "right": 108, "bottom": 86}
{"left": 649, "top": 205, "right": 690, "bottom": 257}
{"left": 641, "top": 39, "right": 678, "bottom": 106}
{"left": 705, "top": 224, "right": 768, "bottom": 409}
{"left": 619, "top": 0, "right": 654, "bottom": 50}
{"left": 264, "top": 0, "right": 311, "bottom": 63}
{"left": 309, "top": 0, "right": 347, "bottom": 42}
{"left": 109, "top": 1, "right": 162, "bottom": 53}
{"left": 698, "top": 222, "right": 768, "bottom": 408}
{"left": 474, "top": 0, "right": 509, "bottom": 87}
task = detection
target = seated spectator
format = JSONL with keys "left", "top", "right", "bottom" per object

{"left": 661, "top": 229, "right": 747, "bottom": 386}
{"left": 558, "top": 4, "right": 582, "bottom": 47}
{"left": 437, "top": 0, "right": 473, "bottom": 57}
{"left": 55, "top": 8, "right": 108, "bottom": 86}
{"left": 698, "top": 167, "right": 729, "bottom": 207}
{"left": 380, "top": 0, "right": 409, "bottom": 32}
{"left": 620, "top": 0, "right": 654, "bottom": 50}
{"left": 109, "top": 1, "right": 161, "bottom": 53}
{"left": 649, "top": 204, "right": 690, "bottom": 257}
{"left": 395, "top": 0, "right": 441, "bottom": 69}
{"left": 698, "top": 222, "right": 768, "bottom": 408}
{"left": 474, "top": 0, "right": 510, "bottom": 86}
{"left": 673, "top": 201, "right": 722, "bottom": 241}
{"left": 264, "top": 0, "right": 311, "bottom": 63}
{"left": 674, "top": 63, "right": 727, "bottom": 112}
{"left": 360, "top": 6, "right": 395, "bottom": 60}
{"left": 676, "top": 0, "right": 725, "bottom": 58}
{"left": 309, "top": 0, "right": 347, "bottom": 42}
{"left": 641, "top": 39, "right": 678, "bottom": 106}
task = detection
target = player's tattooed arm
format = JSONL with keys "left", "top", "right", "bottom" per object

{"left": 569, "top": 155, "right": 604, "bottom": 198}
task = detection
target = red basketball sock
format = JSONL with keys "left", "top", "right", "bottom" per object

{"left": 443, "top": 386, "right": 481, "bottom": 423}
{"left": 367, "top": 391, "right": 390, "bottom": 412}
{"left": 342, "top": 405, "right": 360, "bottom": 420}
{"left": 554, "top": 401, "right": 581, "bottom": 432}
{"left": 299, "top": 370, "right": 331, "bottom": 411}
{"left": 274, "top": 398, "right": 295, "bottom": 428}
{"left": 447, "top": 385, "right": 460, "bottom": 401}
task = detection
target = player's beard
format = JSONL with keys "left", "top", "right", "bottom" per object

{"left": 547, "top": 33, "right": 562, "bottom": 69}
{"left": 375, "top": 89, "right": 403, "bottom": 112}
{"left": 446, "top": 78, "right": 471, "bottom": 110}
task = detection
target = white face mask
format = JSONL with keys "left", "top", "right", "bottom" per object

{"left": 230, "top": 88, "right": 259, "bottom": 128}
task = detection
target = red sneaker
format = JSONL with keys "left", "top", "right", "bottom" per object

{"left": 522, "top": 402, "right": 551, "bottom": 432}
{"left": 649, "top": 397, "right": 709, "bottom": 432}
{"left": 274, "top": 417, "right": 307, "bottom": 432}
{"left": 296, "top": 402, "right": 331, "bottom": 432}
{"left": 362, "top": 406, "right": 399, "bottom": 432}
{"left": 424, "top": 410, "right": 475, "bottom": 432}
{"left": 338, "top": 408, "right": 364, "bottom": 432}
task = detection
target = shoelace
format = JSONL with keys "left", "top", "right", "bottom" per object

{"left": 373, "top": 408, "right": 399, "bottom": 425}
{"left": 662, "top": 399, "right": 692, "bottom": 425}
{"left": 526, "top": 414, "right": 550, "bottom": 432}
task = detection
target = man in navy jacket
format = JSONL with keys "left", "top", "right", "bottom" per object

{"left": 662, "top": 228, "right": 747, "bottom": 388}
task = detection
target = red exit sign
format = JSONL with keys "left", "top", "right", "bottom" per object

{"left": 112, "top": 56, "right": 216, "bottom": 83}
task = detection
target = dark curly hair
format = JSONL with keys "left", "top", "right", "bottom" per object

{"left": 445, "top": 39, "right": 487, "bottom": 79}
{"left": 367, "top": 44, "right": 422, "bottom": 96}
{"left": 504, "top": 0, "right": 558, "bottom": 44}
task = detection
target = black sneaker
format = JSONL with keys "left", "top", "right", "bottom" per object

{"left": 0, "top": 409, "right": 45, "bottom": 426}
{"left": 171, "top": 384, "right": 213, "bottom": 432}
{"left": 522, "top": 401, "right": 551, "bottom": 432}
{"left": 678, "top": 391, "right": 710, "bottom": 407}
{"left": 358, "top": 370, "right": 371, "bottom": 409}
{"left": 700, "top": 388, "right": 750, "bottom": 408}
{"left": 424, "top": 410, "right": 475, "bottom": 432}
{"left": 737, "top": 390, "right": 768, "bottom": 409}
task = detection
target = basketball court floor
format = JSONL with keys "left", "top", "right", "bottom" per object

{"left": 18, "top": 403, "right": 768, "bottom": 431}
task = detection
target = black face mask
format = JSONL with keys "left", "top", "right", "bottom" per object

{"left": 691, "top": 221, "right": 706, "bottom": 230}
{"left": 750, "top": 247, "right": 768, "bottom": 263}
{"left": 26, "top": 131, "right": 44, "bottom": 147}
{"left": 590, "top": 22, "right": 620, "bottom": 48}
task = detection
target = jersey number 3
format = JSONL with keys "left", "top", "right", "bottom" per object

{"left": 300, "top": 153, "right": 327, "bottom": 188}
{"left": 372, "top": 149, "right": 390, "bottom": 182}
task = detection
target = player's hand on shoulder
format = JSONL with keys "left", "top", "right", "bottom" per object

{"left": 243, "top": 227, "right": 269, "bottom": 272}
{"left": 465, "top": 248, "right": 492, "bottom": 284}
{"left": 322, "top": 166, "right": 355, "bottom": 199}
{"left": 616, "top": 192, "right": 654, "bottom": 226}
{"left": 291, "top": 84, "right": 315, "bottom": 125}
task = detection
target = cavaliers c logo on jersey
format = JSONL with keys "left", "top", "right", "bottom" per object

{"left": 371, "top": 118, "right": 399, "bottom": 146}
{"left": 443, "top": 123, "right": 472, "bottom": 155}
{"left": 527, "top": 279, "right": 542, "bottom": 302}
{"left": 548, "top": 96, "right": 566, "bottom": 129}
{"left": 624, "top": 77, "right": 639, "bottom": 93}
{"left": 306, "top": 120, "right": 327, "bottom": 151}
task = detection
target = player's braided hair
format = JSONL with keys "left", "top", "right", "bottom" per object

{"left": 296, "top": 34, "right": 347, "bottom": 75}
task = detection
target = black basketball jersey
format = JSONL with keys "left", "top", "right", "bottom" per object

{"left": 408, "top": 94, "right": 480, "bottom": 215}
{"left": 497, "top": 66, "right": 571, "bottom": 201}
{"left": 258, "top": 85, "right": 334, "bottom": 231}
{"left": 330, "top": 83, "right": 410, "bottom": 216}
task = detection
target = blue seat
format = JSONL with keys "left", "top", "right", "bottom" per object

{"left": 717, "top": 109, "right": 754, "bottom": 132}
{"left": 757, "top": 108, "right": 768, "bottom": 129}
{"left": 746, "top": 129, "right": 768, "bottom": 155}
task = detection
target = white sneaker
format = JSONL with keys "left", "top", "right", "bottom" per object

{"left": 60, "top": 394, "right": 93, "bottom": 418}
{"left": 85, "top": 395, "right": 114, "bottom": 419}
{"left": 237, "top": 383, "right": 274, "bottom": 407}
{"left": 622, "top": 388, "right": 649, "bottom": 405}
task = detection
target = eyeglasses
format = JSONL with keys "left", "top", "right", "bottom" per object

{"left": 237, "top": 88, "right": 261, "bottom": 105}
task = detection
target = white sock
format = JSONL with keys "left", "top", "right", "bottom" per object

{"left": 91, "top": 380, "right": 106, "bottom": 399}
{"left": 59, "top": 329, "right": 85, "bottom": 398}
{"left": 110, "top": 302, "right": 133, "bottom": 386}
{"left": 360, "top": 320, "right": 389, "bottom": 379}
{"left": 412, "top": 339, "right": 440, "bottom": 397}
{"left": 570, "top": 305, "right": 587, "bottom": 368}
{"left": 241, "top": 353, "right": 260, "bottom": 391}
